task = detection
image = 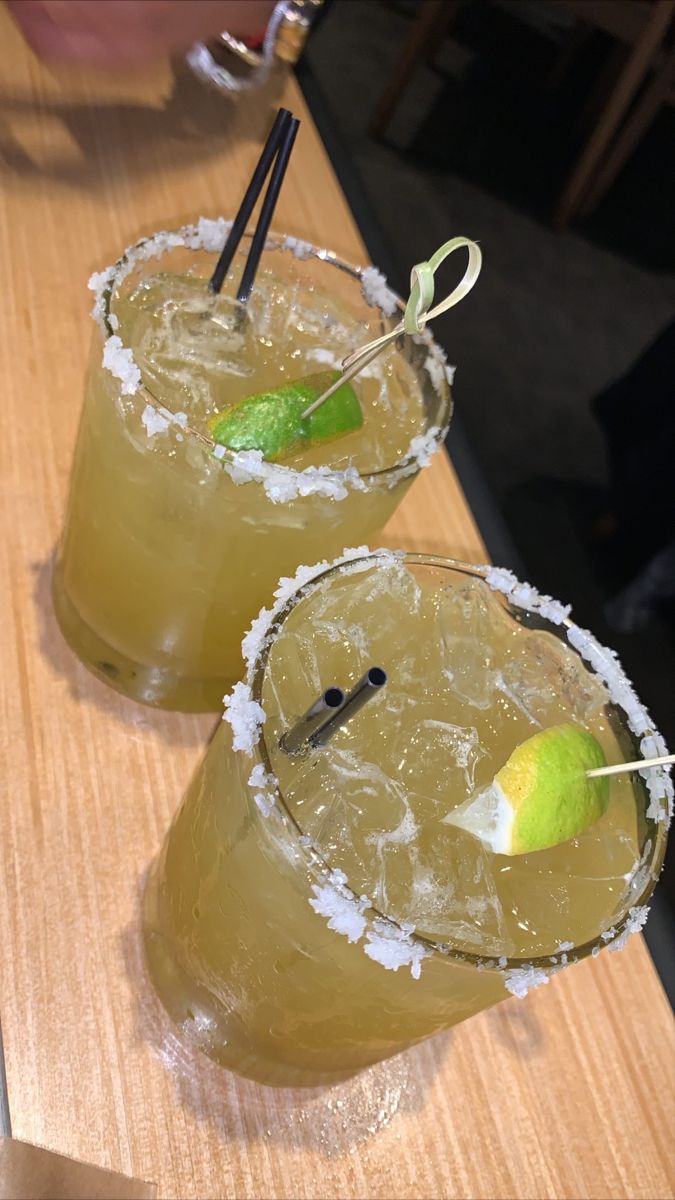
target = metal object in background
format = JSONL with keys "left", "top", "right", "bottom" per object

{"left": 187, "top": 0, "right": 324, "bottom": 94}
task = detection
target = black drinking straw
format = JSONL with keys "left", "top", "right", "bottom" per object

{"left": 208, "top": 107, "right": 299, "bottom": 299}
{"left": 236, "top": 115, "right": 300, "bottom": 303}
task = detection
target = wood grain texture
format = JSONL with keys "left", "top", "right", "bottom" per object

{"left": 0, "top": 13, "right": 673, "bottom": 1199}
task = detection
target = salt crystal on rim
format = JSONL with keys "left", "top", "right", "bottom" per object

{"left": 364, "top": 922, "right": 429, "bottom": 980}
{"left": 607, "top": 905, "right": 650, "bottom": 953}
{"left": 502, "top": 966, "right": 551, "bottom": 998}
{"left": 646, "top": 775, "right": 673, "bottom": 822}
{"left": 409, "top": 427, "right": 442, "bottom": 469}
{"left": 141, "top": 405, "right": 170, "bottom": 438}
{"left": 485, "top": 566, "right": 571, "bottom": 625}
{"left": 361, "top": 266, "right": 398, "bottom": 317}
{"left": 423, "top": 354, "right": 446, "bottom": 393}
{"left": 220, "top": 450, "right": 368, "bottom": 503}
{"left": 222, "top": 682, "right": 265, "bottom": 753}
{"left": 88, "top": 265, "right": 116, "bottom": 326}
{"left": 309, "top": 882, "right": 368, "bottom": 943}
{"left": 420, "top": 340, "right": 456, "bottom": 389}
{"left": 242, "top": 607, "right": 274, "bottom": 669}
{"left": 102, "top": 336, "right": 141, "bottom": 396}
{"left": 248, "top": 761, "right": 278, "bottom": 817}
{"left": 191, "top": 216, "right": 232, "bottom": 252}
{"left": 283, "top": 235, "right": 313, "bottom": 260}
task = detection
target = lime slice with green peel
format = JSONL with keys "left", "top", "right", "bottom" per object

{"left": 209, "top": 370, "right": 363, "bottom": 462}
{"left": 445, "top": 722, "right": 609, "bottom": 855}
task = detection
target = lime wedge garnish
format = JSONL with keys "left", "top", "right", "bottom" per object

{"left": 209, "top": 370, "right": 363, "bottom": 461}
{"left": 444, "top": 722, "right": 609, "bottom": 855}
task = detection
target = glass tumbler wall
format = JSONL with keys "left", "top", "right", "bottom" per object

{"left": 142, "top": 552, "right": 668, "bottom": 1087}
{"left": 53, "top": 225, "right": 450, "bottom": 711}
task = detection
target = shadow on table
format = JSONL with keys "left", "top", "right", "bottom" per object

{"left": 120, "top": 885, "right": 452, "bottom": 1159}
{"left": 31, "top": 550, "right": 212, "bottom": 749}
{"left": 482, "top": 994, "right": 545, "bottom": 1060}
{"left": 0, "top": 57, "right": 284, "bottom": 192}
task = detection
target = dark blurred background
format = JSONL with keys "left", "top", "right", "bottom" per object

{"left": 298, "top": 0, "right": 675, "bottom": 975}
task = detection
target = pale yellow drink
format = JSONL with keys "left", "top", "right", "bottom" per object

{"left": 54, "top": 222, "right": 450, "bottom": 710}
{"left": 143, "top": 552, "right": 670, "bottom": 1086}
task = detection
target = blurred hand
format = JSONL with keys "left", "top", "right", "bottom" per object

{"left": 7, "top": 0, "right": 277, "bottom": 66}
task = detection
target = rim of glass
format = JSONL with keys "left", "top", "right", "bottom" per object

{"left": 248, "top": 550, "right": 669, "bottom": 972}
{"left": 98, "top": 225, "right": 452, "bottom": 486}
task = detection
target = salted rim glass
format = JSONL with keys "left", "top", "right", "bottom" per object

{"left": 247, "top": 552, "right": 669, "bottom": 974}
{"left": 97, "top": 226, "right": 452, "bottom": 490}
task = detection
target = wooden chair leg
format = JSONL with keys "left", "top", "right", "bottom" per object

{"left": 579, "top": 39, "right": 675, "bottom": 217}
{"left": 553, "top": 0, "right": 675, "bottom": 228}
{"left": 368, "top": 0, "right": 458, "bottom": 139}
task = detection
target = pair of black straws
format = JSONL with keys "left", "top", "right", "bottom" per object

{"left": 208, "top": 107, "right": 300, "bottom": 303}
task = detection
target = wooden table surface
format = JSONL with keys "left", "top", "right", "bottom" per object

{"left": 0, "top": 12, "right": 673, "bottom": 1199}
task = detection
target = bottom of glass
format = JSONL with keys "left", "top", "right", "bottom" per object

{"left": 142, "top": 873, "right": 368, "bottom": 1089}
{"left": 52, "top": 570, "right": 228, "bottom": 712}
{"left": 143, "top": 930, "right": 367, "bottom": 1089}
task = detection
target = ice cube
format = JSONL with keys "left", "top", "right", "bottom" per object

{"left": 283, "top": 748, "right": 416, "bottom": 906}
{"left": 264, "top": 627, "right": 322, "bottom": 726}
{"left": 315, "top": 562, "right": 422, "bottom": 627}
{"left": 497, "top": 630, "right": 609, "bottom": 727}
{"left": 408, "top": 820, "right": 515, "bottom": 954}
{"left": 393, "top": 718, "right": 486, "bottom": 822}
{"left": 436, "top": 578, "right": 509, "bottom": 709}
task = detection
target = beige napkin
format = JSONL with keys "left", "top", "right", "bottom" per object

{"left": 0, "top": 1138, "right": 156, "bottom": 1199}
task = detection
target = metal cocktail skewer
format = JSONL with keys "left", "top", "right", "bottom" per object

{"left": 280, "top": 667, "right": 387, "bottom": 756}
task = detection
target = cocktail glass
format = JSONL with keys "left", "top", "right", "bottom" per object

{"left": 142, "top": 550, "right": 670, "bottom": 1087}
{"left": 53, "top": 222, "right": 450, "bottom": 711}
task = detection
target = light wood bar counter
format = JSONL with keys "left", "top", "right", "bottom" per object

{"left": 0, "top": 12, "right": 672, "bottom": 1199}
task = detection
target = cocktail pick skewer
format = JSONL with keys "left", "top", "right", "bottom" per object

{"left": 279, "top": 686, "right": 345, "bottom": 756}
{"left": 208, "top": 106, "right": 299, "bottom": 300}
{"left": 310, "top": 667, "right": 387, "bottom": 749}
{"left": 302, "top": 236, "right": 482, "bottom": 418}
{"left": 280, "top": 667, "right": 387, "bottom": 756}
{"left": 587, "top": 753, "right": 675, "bottom": 778}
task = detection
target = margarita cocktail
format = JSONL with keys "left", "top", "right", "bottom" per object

{"left": 54, "top": 222, "right": 452, "bottom": 710}
{"left": 143, "top": 550, "right": 670, "bottom": 1086}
